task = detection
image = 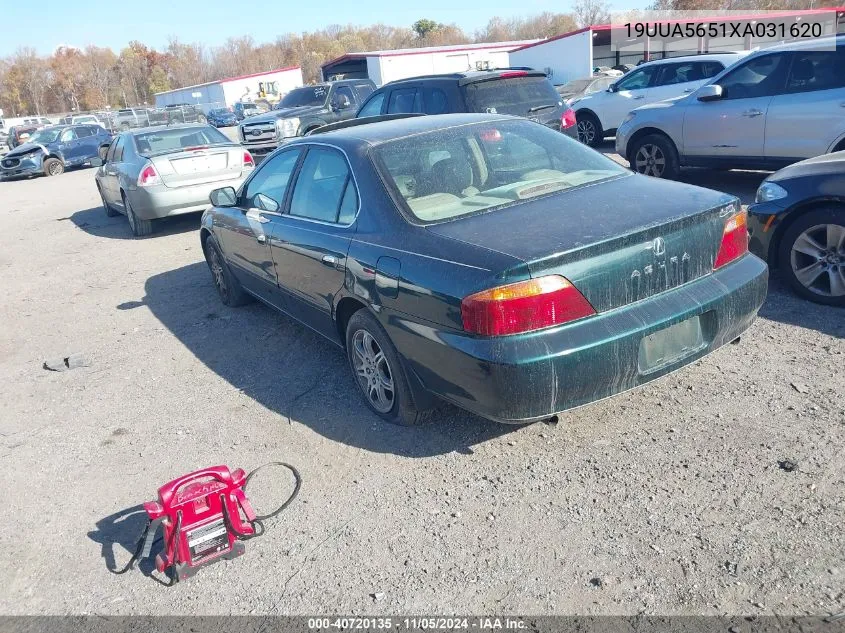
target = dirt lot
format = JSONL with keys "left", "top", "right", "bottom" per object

{"left": 0, "top": 161, "right": 843, "bottom": 617}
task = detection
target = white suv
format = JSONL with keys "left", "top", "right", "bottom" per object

{"left": 572, "top": 52, "right": 747, "bottom": 146}
{"left": 616, "top": 36, "right": 845, "bottom": 179}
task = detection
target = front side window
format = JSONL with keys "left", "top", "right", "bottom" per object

{"left": 106, "top": 136, "right": 120, "bottom": 162}
{"left": 615, "top": 66, "right": 656, "bottom": 91}
{"left": 388, "top": 88, "right": 421, "bottom": 114}
{"left": 332, "top": 86, "right": 356, "bottom": 110}
{"left": 358, "top": 92, "right": 385, "bottom": 117}
{"left": 786, "top": 49, "right": 845, "bottom": 93}
{"left": 112, "top": 137, "right": 125, "bottom": 161}
{"left": 244, "top": 149, "right": 301, "bottom": 212}
{"left": 717, "top": 53, "right": 791, "bottom": 100}
{"left": 60, "top": 129, "right": 77, "bottom": 142}
{"left": 374, "top": 119, "right": 627, "bottom": 223}
{"left": 289, "top": 147, "right": 357, "bottom": 224}
{"left": 700, "top": 61, "right": 724, "bottom": 79}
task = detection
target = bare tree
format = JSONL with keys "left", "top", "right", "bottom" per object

{"left": 572, "top": 0, "right": 612, "bottom": 27}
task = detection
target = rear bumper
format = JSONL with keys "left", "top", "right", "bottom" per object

{"left": 127, "top": 175, "right": 249, "bottom": 220}
{"left": 387, "top": 254, "right": 768, "bottom": 423}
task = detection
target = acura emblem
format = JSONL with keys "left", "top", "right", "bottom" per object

{"left": 651, "top": 237, "right": 666, "bottom": 256}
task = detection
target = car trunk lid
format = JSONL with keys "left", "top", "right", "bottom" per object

{"left": 150, "top": 146, "right": 244, "bottom": 188}
{"left": 425, "top": 175, "right": 739, "bottom": 312}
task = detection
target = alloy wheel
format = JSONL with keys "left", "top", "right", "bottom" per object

{"left": 790, "top": 223, "right": 845, "bottom": 298}
{"left": 208, "top": 247, "right": 229, "bottom": 301}
{"left": 48, "top": 161, "right": 63, "bottom": 176}
{"left": 351, "top": 329, "right": 395, "bottom": 413}
{"left": 577, "top": 120, "right": 595, "bottom": 145}
{"left": 634, "top": 144, "right": 666, "bottom": 177}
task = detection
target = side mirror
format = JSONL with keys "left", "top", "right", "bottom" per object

{"left": 608, "top": 84, "right": 618, "bottom": 93}
{"left": 210, "top": 186, "right": 238, "bottom": 207}
{"left": 697, "top": 84, "right": 724, "bottom": 102}
{"left": 89, "top": 157, "right": 103, "bottom": 167}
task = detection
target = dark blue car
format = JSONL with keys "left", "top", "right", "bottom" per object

{"left": 206, "top": 108, "right": 238, "bottom": 127}
{"left": 0, "top": 124, "right": 112, "bottom": 180}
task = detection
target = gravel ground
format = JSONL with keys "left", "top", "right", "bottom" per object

{"left": 0, "top": 162, "right": 842, "bottom": 617}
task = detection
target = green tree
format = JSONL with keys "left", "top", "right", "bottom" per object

{"left": 412, "top": 18, "right": 440, "bottom": 38}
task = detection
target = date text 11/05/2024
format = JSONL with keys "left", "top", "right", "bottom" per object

{"left": 307, "top": 617, "right": 527, "bottom": 630}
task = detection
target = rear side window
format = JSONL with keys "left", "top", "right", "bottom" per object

{"left": 423, "top": 87, "right": 450, "bottom": 114}
{"left": 655, "top": 62, "right": 704, "bottom": 86}
{"left": 387, "top": 88, "right": 421, "bottom": 114}
{"left": 462, "top": 76, "right": 560, "bottom": 116}
{"left": 786, "top": 49, "right": 845, "bottom": 93}
{"left": 112, "top": 137, "right": 125, "bottom": 161}
{"left": 75, "top": 126, "right": 95, "bottom": 138}
{"left": 358, "top": 92, "right": 385, "bottom": 117}
{"left": 289, "top": 148, "right": 357, "bottom": 224}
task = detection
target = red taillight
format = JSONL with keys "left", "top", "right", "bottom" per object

{"left": 500, "top": 71, "right": 528, "bottom": 78}
{"left": 137, "top": 163, "right": 160, "bottom": 187}
{"left": 714, "top": 210, "right": 748, "bottom": 269}
{"left": 479, "top": 128, "right": 503, "bottom": 143}
{"left": 186, "top": 145, "right": 209, "bottom": 152}
{"left": 243, "top": 151, "right": 255, "bottom": 168}
{"left": 561, "top": 108, "right": 576, "bottom": 130}
{"left": 461, "top": 275, "right": 596, "bottom": 337}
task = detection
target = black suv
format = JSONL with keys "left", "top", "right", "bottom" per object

{"left": 239, "top": 79, "right": 376, "bottom": 156}
{"left": 355, "top": 69, "right": 577, "bottom": 139}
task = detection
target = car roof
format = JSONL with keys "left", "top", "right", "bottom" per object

{"left": 749, "top": 33, "right": 844, "bottom": 54}
{"left": 291, "top": 112, "right": 517, "bottom": 146}
{"left": 638, "top": 52, "right": 747, "bottom": 68}
{"left": 382, "top": 68, "right": 547, "bottom": 87}
{"left": 125, "top": 123, "right": 215, "bottom": 135}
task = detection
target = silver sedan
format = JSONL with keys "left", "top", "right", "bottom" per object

{"left": 95, "top": 124, "right": 254, "bottom": 236}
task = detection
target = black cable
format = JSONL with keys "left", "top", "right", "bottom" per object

{"left": 109, "top": 520, "right": 151, "bottom": 575}
{"left": 245, "top": 462, "right": 302, "bottom": 521}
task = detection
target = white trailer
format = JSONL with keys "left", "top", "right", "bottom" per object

{"left": 321, "top": 41, "right": 540, "bottom": 86}
{"left": 155, "top": 66, "right": 303, "bottom": 112}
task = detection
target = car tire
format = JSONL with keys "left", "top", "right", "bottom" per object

{"left": 778, "top": 206, "right": 845, "bottom": 307}
{"left": 99, "top": 185, "right": 119, "bottom": 217}
{"left": 43, "top": 158, "right": 64, "bottom": 177}
{"left": 629, "top": 134, "right": 680, "bottom": 180}
{"left": 345, "top": 309, "right": 429, "bottom": 426}
{"left": 576, "top": 112, "right": 603, "bottom": 147}
{"left": 123, "top": 195, "right": 153, "bottom": 237}
{"left": 202, "top": 236, "right": 252, "bottom": 307}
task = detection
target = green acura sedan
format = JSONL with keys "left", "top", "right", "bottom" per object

{"left": 200, "top": 113, "right": 768, "bottom": 425}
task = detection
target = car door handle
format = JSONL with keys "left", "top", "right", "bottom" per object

{"left": 683, "top": 88, "right": 694, "bottom": 93}
{"left": 840, "top": 102, "right": 845, "bottom": 108}
{"left": 321, "top": 255, "right": 338, "bottom": 266}
{"left": 633, "top": 95, "right": 645, "bottom": 100}
{"left": 742, "top": 109, "right": 764, "bottom": 117}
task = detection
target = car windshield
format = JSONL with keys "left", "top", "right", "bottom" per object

{"left": 374, "top": 119, "right": 627, "bottom": 224}
{"left": 28, "top": 128, "right": 62, "bottom": 144}
{"left": 132, "top": 127, "right": 231, "bottom": 156}
{"left": 463, "top": 76, "right": 563, "bottom": 117}
{"left": 279, "top": 86, "right": 328, "bottom": 108}
{"left": 557, "top": 79, "right": 594, "bottom": 95}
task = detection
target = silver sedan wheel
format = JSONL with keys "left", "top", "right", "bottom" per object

{"left": 634, "top": 144, "right": 666, "bottom": 177}
{"left": 577, "top": 119, "right": 595, "bottom": 145}
{"left": 351, "top": 329, "right": 394, "bottom": 413}
{"left": 790, "top": 222, "right": 845, "bottom": 298}
{"left": 207, "top": 246, "right": 229, "bottom": 301}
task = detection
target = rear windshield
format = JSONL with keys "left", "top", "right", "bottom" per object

{"left": 373, "top": 119, "right": 626, "bottom": 224}
{"left": 463, "top": 76, "right": 563, "bottom": 117}
{"left": 132, "top": 127, "right": 230, "bottom": 156}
